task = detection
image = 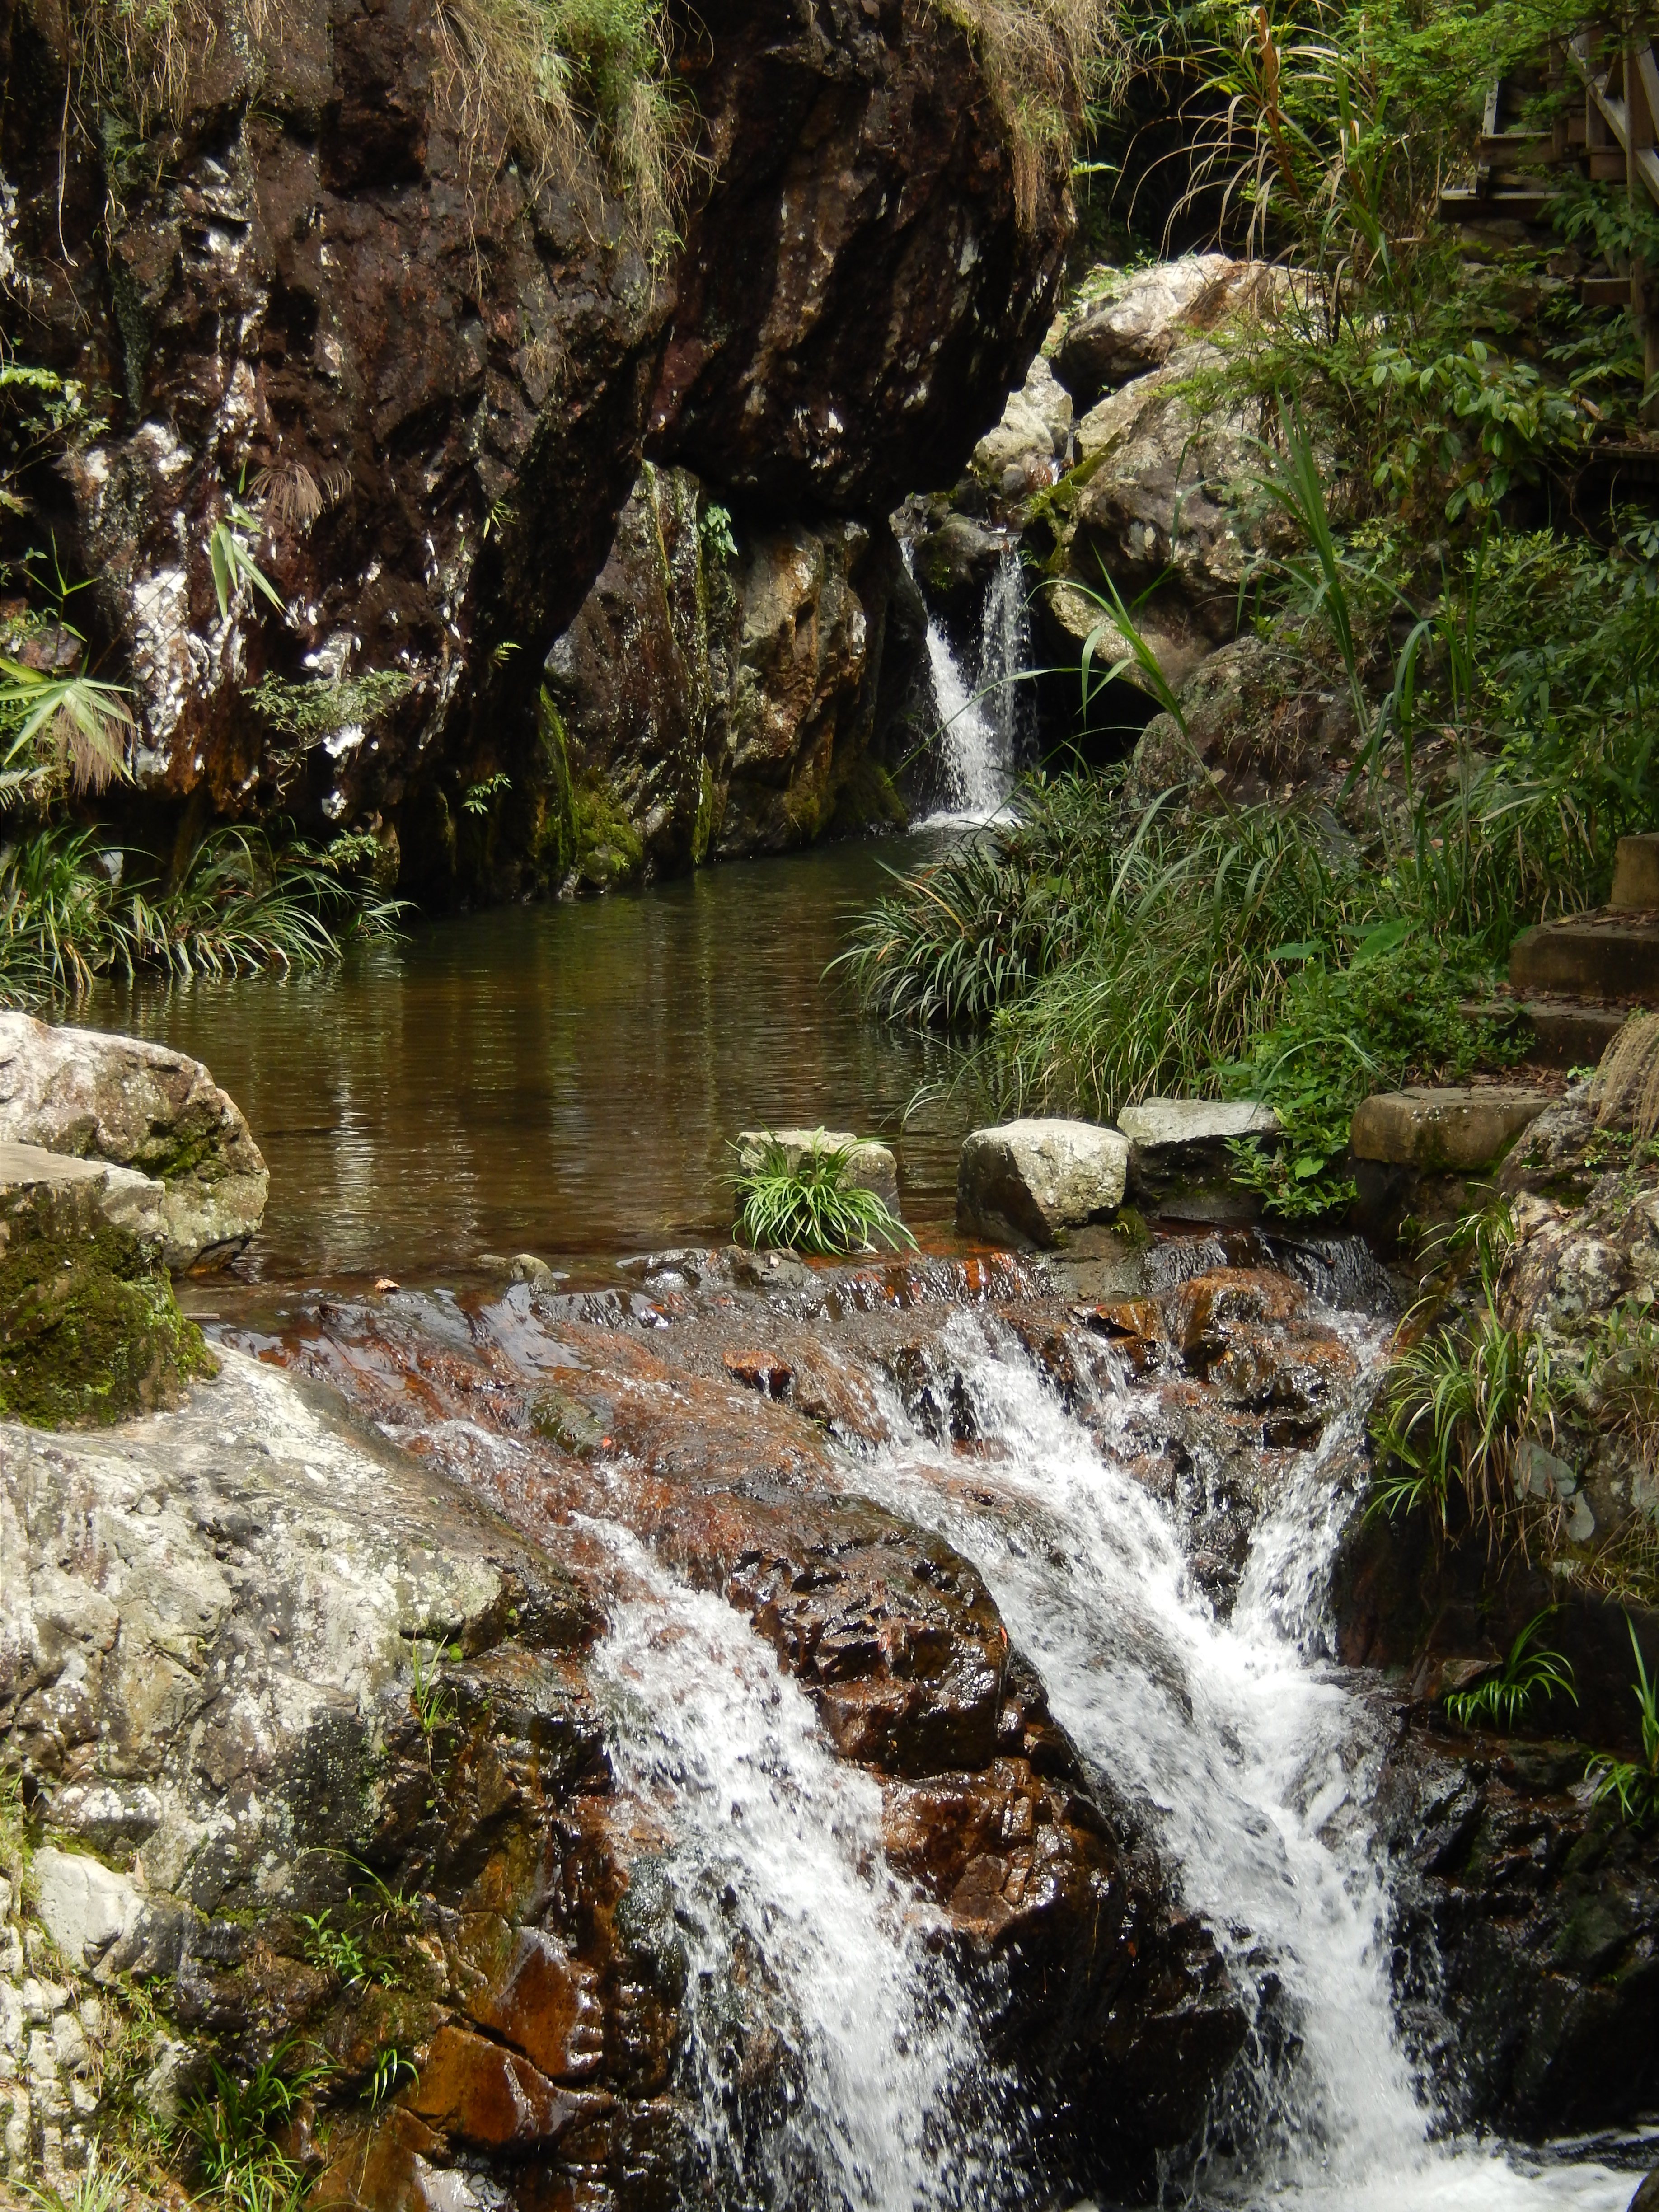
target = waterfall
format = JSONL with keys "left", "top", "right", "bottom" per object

{"left": 589, "top": 1521, "right": 1019, "bottom": 2211}
{"left": 843, "top": 1311, "right": 1641, "bottom": 2212}
{"left": 917, "top": 549, "right": 1031, "bottom": 825}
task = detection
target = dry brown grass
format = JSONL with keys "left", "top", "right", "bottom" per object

{"left": 1595, "top": 1010, "right": 1659, "bottom": 1141}
{"left": 942, "top": 0, "right": 1125, "bottom": 223}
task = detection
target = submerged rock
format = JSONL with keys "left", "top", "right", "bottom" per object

{"left": 957, "top": 1119, "right": 1129, "bottom": 1246}
{"left": 0, "top": 1014, "right": 268, "bottom": 1270}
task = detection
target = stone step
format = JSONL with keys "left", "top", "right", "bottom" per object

{"left": 1462, "top": 994, "right": 1631, "bottom": 1069}
{"left": 1509, "top": 909, "right": 1659, "bottom": 1002}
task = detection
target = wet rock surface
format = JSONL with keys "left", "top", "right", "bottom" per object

{"left": 2, "top": 0, "right": 1069, "bottom": 895}
{"left": 1378, "top": 1722, "right": 1659, "bottom": 2133}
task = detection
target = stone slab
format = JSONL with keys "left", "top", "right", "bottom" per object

{"left": 957, "top": 1119, "right": 1128, "bottom": 1247}
{"left": 1611, "top": 833, "right": 1659, "bottom": 911}
{"left": 1118, "top": 1097, "right": 1279, "bottom": 1152}
{"left": 1509, "top": 913, "right": 1659, "bottom": 1002}
{"left": 735, "top": 1128, "right": 900, "bottom": 1212}
{"left": 1350, "top": 1087, "right": 1554, "bottom": 1172}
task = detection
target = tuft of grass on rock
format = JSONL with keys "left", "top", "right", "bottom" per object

{"left": 733, "top": 1133, "right": 916, "bottom": 1259}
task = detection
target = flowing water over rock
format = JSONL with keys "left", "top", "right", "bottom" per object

{"left": 919, "top": 551, "right": 1033, "bottom": 824}
{"left": 593, "top": 1524, "right": 1014, "bottom": 2210}
{"left": 237, "top": 1223, "right": 1652, "bottom": 2211}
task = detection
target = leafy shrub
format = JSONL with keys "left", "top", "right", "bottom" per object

{"left": 733, "top": 1134, "right": 915, "bottom": 1257}
{"left": 1222, "top": 923, "right": 1506, "bottom": 1219}
{"left": 1444, "top": 1610, "right": 1576, "bottom": 1732}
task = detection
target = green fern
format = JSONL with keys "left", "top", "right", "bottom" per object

{"left": 732, "top": 1133, "right": 915, "bottom": 1258}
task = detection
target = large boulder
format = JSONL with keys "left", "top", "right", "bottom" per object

{"left": 1053, "top": 256, "right": 1275, "bottom": 408}
{"left": 543, "top": 467, "right": 916, "bottom": 883}
{"left": 1065, "top": 342, "right": 1261, "bottom": 646}
{"left": 969, "top": 355, "right": 1074, "bottom": 508}
{"left": 1, "top": 0, "right": 1072, "bottom": 897}
{"left": 957, "top": 1118, "right": 1129, "bottom": 1245}
{"left": 0, "top": 1014, "right": 267, "bottom": 1270}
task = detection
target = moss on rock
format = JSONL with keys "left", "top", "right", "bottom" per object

{"left": 0, "top": 1209, "right": 217, "bottom": 1429}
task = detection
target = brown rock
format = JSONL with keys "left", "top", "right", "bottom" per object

{"left": 406, "top": 2025, "right": 610, "bottom": 2146}
{"left": 454, "top": 1920, "right": 606, "bottom": 2081}
{"left": 722, "top": 1349, "right": 795, "bottom": 1398}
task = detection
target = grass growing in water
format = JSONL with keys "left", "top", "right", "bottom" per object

{"left": 0, "top": 824, "right": 402, "bottom": 1006}
{"left": 733, "top": 1134, "right": 916, "bottom": 1258}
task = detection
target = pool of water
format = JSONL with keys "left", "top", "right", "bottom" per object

{"left": 97, "top": 834, "right": 987, "bottom": 1285}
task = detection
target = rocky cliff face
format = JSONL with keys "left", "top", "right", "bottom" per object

{"left": 0, "top": 0, "right": 1071, "bottom": 898}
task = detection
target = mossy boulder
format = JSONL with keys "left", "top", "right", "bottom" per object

{"left": 0, "top": 1178, "right": 216, "bottom": 1429}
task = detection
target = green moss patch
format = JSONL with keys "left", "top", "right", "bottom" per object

{"left": 0, "top": 1214, "right": 217, "bottom": 1429}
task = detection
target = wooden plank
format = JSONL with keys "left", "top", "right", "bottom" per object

{"left": 1582, "top": 273, "right": 1634, "bottom": 305}
{"left": 1438, "top": 187, "right": 1561, "bottom": 221}
{"left": 1477, "top": 133, "right": 1571, "bottom": 163}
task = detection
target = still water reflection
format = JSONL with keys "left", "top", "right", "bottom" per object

{"left": 97, "top": 836, "right": 986, "bottom": 1283}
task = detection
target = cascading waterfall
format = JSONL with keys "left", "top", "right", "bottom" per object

{"left": 916, "top": 548, "right": 1032, "bottom": 824}
{"left": 835, "top": 1309, "right": 1643, "bottom": 2212}
{"left": 589, "top": 1521, "right": 1019, "bottom": 2211}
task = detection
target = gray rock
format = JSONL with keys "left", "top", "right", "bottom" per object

{"left": 1039, "top": 580, "right": 1214, "bottom": 698}
{"left": 30, "top": 1850, "right": 147, "bottom": 1974}
{"left": 0, "top": 1349, "right": 585, "bottom": 1920}
{"left": 1119, "top": 1097, "right": 1281, "bottom": 1209}
{"left": 1350, "top": 1086, "right": 1554, "bottom": 1171}
{"left": 1067, "top": 342, "right": 1260, "bottom": 644}
{"left": 1628, "top": 2168, "right": 1659, "bottom": 2212}
{"left": 0, "top": 1014, "right": 268, "bottom": 1270}
{"left": 971, "top": 355, "right": 1074, "bottom": 502}
{"left": 0, "top": 1141, "right": 168, "bottom": 1257}
{"left": 1118, "top": 1098, "right": 1280, "bottom": 1150}
{"left": 735, "top": 1128, "right": 900, "bottom": 1214}
{"left": 957, "top": 1119, "right": 1128, "bottom": 1247}
{"left": 1054, "top": 256, "right": 1242, "bottom": 405}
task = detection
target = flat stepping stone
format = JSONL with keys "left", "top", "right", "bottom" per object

{"left": 1509, "top": 910, "right": 1659, "bottom": 1001}
{"left": 1350, "top": 1086, "right": 1554, "bottom": 1172}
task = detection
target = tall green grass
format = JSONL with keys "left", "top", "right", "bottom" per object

{"left": 0, "top": 824, "right": 401, "bottom": 1007}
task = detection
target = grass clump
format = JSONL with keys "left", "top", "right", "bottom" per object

{"left": 1444, "top": 1609, "right": 1577, "bottom": 1733}
{"left": 1587, "top": 1617, "right": 1659, "bottom": 1829}
{"left": 183, "top": 2039, "right": 327, "bottom": 2212}
{"left": 0, "top": 823, "right": 401, "bottom": 1007}
{"left": 1368, "top": 1280, "right": 1556, "bottom": 1546}
{"left": 733, "top": 1132, "right": 916, "bottom": 1258}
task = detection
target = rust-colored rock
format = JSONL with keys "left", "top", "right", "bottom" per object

{"left": 406, "top": 2024, "right": 612, "bottom": 2146}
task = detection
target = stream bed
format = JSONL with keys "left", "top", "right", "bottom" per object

{"left": 79, "top": 833, "right": 1659, "bottom": 2212}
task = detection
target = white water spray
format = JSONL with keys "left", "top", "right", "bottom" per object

{"left": 589, "top": 1523, "right": 1012, "bottom": 2212}
{"left": 917, "top": 550, "right": 1031, "bottom": 825}
{"left": 848, "top": 1311, "right": 1641, "bottom": 2212}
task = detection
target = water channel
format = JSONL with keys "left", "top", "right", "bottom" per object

{"left": 86, "top": 784, "right": 1656, "bottom": 2212}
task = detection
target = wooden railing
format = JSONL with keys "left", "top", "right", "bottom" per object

{"left": 1437, "top": 24, "right": 1659, "bottom": 409}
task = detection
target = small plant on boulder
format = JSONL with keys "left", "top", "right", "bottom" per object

{"left": 732, "top": 1132, "right": 914, "bottom": 1258}
{"left": 1587, "top": 1616, "right": 1659, "bottom": 1829}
